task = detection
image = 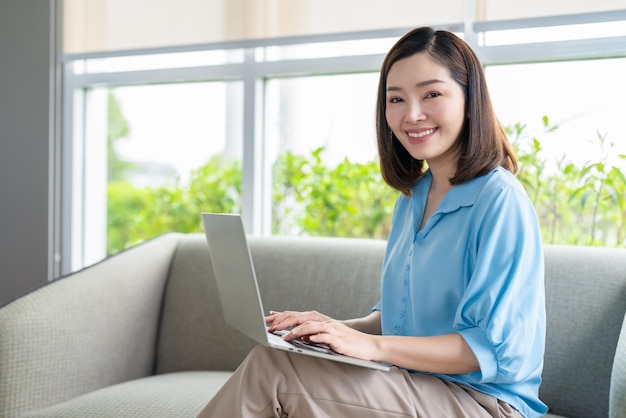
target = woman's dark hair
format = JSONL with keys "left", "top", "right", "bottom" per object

{"left": 376, "top": 27, "right": 518, "bottom": 195}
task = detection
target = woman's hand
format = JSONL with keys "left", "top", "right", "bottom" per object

{"left": 265, "top": 310, "right": 333, "bottom": 333}
{"left": 266, "top": 310, "right": 381, "bottom": 361}
{"left": 286, "top": 320, "right": 381, "bottom": 361}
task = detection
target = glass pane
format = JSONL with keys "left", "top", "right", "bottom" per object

{"left": 487, "top": 58, "right": 626, "bottom": 246}
{"left": 102, "top": 81, "right": 243, "bottom": 256}
{"left": 266, "top": 73, "right": 396, "bottom": 239}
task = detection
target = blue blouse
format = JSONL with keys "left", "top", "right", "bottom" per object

{"left": 373, "top": 167, "right": 547, "bottom": 418}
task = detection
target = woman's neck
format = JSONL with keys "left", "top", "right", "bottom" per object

{"left": 427, "top": 160, "right": 456, "bottom": 194}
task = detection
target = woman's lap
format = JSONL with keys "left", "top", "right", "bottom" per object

{"left": 196, "top": 345, "right": 521, "bottom": 418}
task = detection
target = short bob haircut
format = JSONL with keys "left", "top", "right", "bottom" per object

{"left": 376, "top": 27, "right": 517, "bottom": 195}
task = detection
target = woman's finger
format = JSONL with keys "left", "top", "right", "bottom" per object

{"left": 268, "top": 310, "right": 334, "bottom": 332}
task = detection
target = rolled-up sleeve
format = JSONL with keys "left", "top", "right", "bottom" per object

{"left": 454, "top": 183, "right": 545, "bottom": 384}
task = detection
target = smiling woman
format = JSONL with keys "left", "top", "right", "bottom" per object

{"left": 195, "top": 26, "right": 547, "bottom": 418}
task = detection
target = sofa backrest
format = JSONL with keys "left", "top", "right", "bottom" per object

{"left": 154, "top": 234, "right": 386, "bottom": 374}
{"left": 541, "top": 245, "right": 626, "bottom": 418}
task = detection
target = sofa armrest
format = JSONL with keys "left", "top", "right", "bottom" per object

{"left": 611, "top": 312, "right": 626, "bottom": 418}
{"left": 0, "top": 233, "right": 183, "bottom": 417}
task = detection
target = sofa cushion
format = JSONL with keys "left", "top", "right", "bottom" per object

{"left": 541, "top": 245, "right": 626, "bottom": 418}
{"left": 21, "top": 371, "right": 230, "bottom": 418}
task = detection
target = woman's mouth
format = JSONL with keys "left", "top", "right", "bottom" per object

{"left": 407, "top": 128, "right": 437, "bottom": 143}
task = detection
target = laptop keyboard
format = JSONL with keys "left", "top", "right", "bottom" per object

{"left": 270, "top": 330, "right": 336, "bottom": 355}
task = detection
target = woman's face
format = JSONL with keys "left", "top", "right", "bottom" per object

{"left": 385, "top": 52, "right": 466, "bottom": 170}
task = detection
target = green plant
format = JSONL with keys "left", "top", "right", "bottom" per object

{"left": 506, "top": 116, "right": 558, "bottom": 207}
{"left": 272, "top": 148, "right": 395, "bottom": 238}
{"left": 508, "top": 118, "right": 626, "bottom": 247}
{"left": 569, "top": 132, "right": 626, "bottom": 246}
{"left": 107, "top": 92, "right": 139, "bottom": 181}
{"left": 107, "top": 117, "right": 626, "bottom": 254}
{"left": 106, "top": 155, "right": 241, "bottom": 254}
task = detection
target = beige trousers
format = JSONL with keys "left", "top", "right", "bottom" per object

{"left": 196, "top": 345, "right": 522, "bottom": 418}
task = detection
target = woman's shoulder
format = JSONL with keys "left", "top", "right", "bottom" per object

{"left": 470, "top": 167, "right": 534, "bottom": 215}
{"left": 478, "top": 166, "right": 526, "bottom": 194}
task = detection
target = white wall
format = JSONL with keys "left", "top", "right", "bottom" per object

{"left": 0, "top": 0, "right": 55, "bottom": 305}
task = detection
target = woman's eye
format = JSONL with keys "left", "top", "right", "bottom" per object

{"left": 388, "top": 97, "right": 403, "bottom": 103}
{"left": 425, "top": 92, "right": 441, "bottom": 99}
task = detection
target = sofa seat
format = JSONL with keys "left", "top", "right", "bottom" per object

{"left": 17, "top": 370, "right": 569, "bottom": 418}
{"left": 21, "top": 371, "right": 229, "bottom": 418}
{"left": 19, "top": 368, "right": 570, "bottom": 418}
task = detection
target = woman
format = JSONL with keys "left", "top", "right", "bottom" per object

{"left": 197, "top": 27, "right": 547, "bottom": 418}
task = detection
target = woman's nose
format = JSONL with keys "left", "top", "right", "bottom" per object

{"left": 404, "top": 102, "right": 425, "bottom": 123}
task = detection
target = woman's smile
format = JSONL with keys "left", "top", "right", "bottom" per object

{"left": 406, "top": 127, "right": 437, "bottom": 144}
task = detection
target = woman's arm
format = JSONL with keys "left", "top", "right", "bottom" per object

{"left": 345, "top": 312, "right": 479, "bottom": 374}
{"left": 268, "top": 311, "right": 479, "bottom": 374}
{"left": 341, "top": 311, "right": 382, "bottom": 335}
{"left": 276, "top": 312, "right": 478, "bottom": 374}
{"left": 373, "top": 333, "right": 479, "bottom": 374}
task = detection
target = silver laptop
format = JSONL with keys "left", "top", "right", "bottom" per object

{"left": 201, "top": 212, "right": 391, "bottom": 371}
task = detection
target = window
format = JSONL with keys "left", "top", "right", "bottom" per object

{"left": 265, "top": 73, "right": 390, "bottom": 237}
{"left": 66, "top": 73, "right": 243, "bottom": 270}
{"left": 61, "top": 32, "right": 395, "bottom": 273}
{"left": 486, "top": 58, "right": 626, "bottom": 247}
{"left": 105, "top": 82, "right": 243, "bottom": 254}
{"left": 487, "top": 58, "right": 626, "bottom": 168}
{"left": 59, "top": 6, "right": 626, "bottom": 274}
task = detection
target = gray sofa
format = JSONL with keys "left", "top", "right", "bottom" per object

{"left": 0, "top": 233, "right": 625, "bottom": 418}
